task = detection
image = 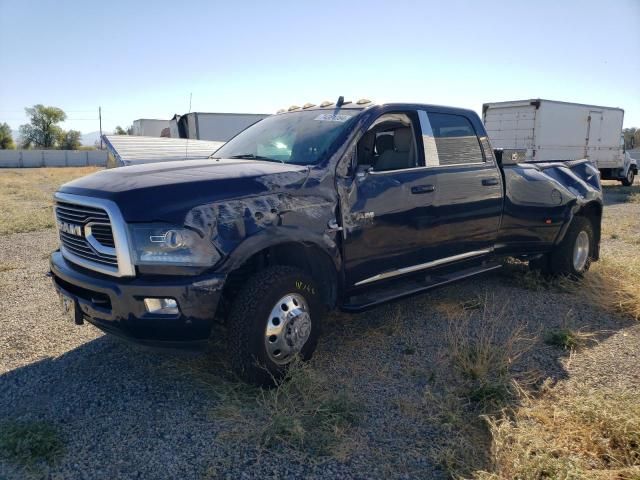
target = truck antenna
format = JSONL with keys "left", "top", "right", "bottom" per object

{"left": 336, "top": 96, "right": 345, "bottom": 107}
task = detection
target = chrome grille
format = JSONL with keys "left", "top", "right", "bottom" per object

{"left": 55, "top": 201, "right": 117, "bottom": 268}
{"left": 56, "top": 202, "right": 110, "bottom": 224}
{"left": 88, "top": 224, "right": 115, "bottom": 247}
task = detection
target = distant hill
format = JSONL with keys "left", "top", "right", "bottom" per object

{"left": 81, "top": 131, "right": 101, "bottom": 146}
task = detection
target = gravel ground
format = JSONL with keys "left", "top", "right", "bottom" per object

{"left": 1, "top": 184, "right": 639, "bottom": 479}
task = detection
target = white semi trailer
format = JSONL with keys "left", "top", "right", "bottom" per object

{"left": 483, "top": 99, "right": 637, "bottom": 185}
{"left": 170, "top": 112, "right": 270, "bottom": 142}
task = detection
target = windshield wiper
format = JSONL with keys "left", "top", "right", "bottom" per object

{"left": 229, "top": 154, "right": 285, "bottom": 164}
{"left": 230, "top": 154, "right": 274, "bottom": 161}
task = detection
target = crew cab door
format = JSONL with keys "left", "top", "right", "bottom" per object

{"left": 424, "top": 110, "right": 503, "bottom": 258}
{"left": 338, "top": 110, "right": 440, "bottom": 288}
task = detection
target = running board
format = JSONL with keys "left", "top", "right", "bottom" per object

{"left": 341, "top": 262, "right": 502, "bottom": 312}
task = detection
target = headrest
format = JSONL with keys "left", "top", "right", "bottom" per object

{"left": 376, "top": 135, "right": 394, "bottom": 154}
{"left": 394, "top": 128, "right": 412, "bottom": 153}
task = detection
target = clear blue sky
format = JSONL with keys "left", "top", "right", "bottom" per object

{"left": 1, "top": 0, "right": 639, "bottom": 134}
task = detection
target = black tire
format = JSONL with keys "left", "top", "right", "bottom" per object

{"left": 549, "top": 217, "right": 594, "bottom": 277}
{"left": 621, "top": 168, "right": 635, "bottom": 187}
{"left": 530, "top": 217, "right": 594, "bottom": 277}
{"left": 227, "top": 266, "right": 323, "bottom": 385}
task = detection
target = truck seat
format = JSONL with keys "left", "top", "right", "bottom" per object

{"left": 375, "top": 134, "right": 394, "bottom": 155}
{"left": 375, "top": 127, "right": 415, "bottom": 171}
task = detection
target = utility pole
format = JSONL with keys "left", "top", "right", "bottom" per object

{"left": 99, "top": 106, "right": 103, "bottom": 149}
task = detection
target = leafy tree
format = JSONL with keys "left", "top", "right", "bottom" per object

{"left": 57, "top": 129, "right": 82, "bottom": 150}
{"left": 19, "top": 105, "right": 66, "bottom": 149}
{"left": 114, "top": 125, "right": 133, "bottom": 135}
{"left": 0, "top": 122, "right": 15, "bottom": 149}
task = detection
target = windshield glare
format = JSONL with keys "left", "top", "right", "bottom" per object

{"left": 213, "top": 109, "right": 360, "bottom": 165}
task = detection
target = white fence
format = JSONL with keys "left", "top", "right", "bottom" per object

{"left": 0, "top": 149, "right": 107, "bottom": 168}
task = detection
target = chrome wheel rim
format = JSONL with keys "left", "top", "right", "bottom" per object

{"left": 573, "top": 231, "right": 590, "bottom": 272}
{"left": 264, "top": 293, "right": 311, "bottom": 365}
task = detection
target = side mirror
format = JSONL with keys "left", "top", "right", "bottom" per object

{"left": 356, "top": 165, "right": 372, "bottom": 180}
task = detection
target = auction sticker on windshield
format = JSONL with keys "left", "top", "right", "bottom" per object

{"left": 314, "top": 113, "right": 352, "bottom": 122}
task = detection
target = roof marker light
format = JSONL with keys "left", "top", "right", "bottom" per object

{"left": 357, "top": 98, "right": 372, "bottom": 105}
{"left": 288, "top": 105, "right": 301, "bottom": 111}
{"left": 320, "top": 101, "right": 334, "bottom": 107}
{"left": 302, "top": 103, "right": 316, "bottom": 109}
{"left": 276, "top": 109, "right": 286, "bottom": 114}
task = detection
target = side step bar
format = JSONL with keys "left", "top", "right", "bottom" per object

{"left": 341, "top": 262, "right": 502, "bottom": 312}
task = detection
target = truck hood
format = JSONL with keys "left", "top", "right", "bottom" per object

{"left": 59, "top": 159, "right": 309, "bottom": 223}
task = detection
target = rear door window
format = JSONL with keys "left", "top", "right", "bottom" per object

{"left": 422, "top": 112, "right": 485, "bottom": 166}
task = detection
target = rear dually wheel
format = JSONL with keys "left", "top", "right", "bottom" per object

{"left": 530, "top": 216, "right": 594, "bottom": 277}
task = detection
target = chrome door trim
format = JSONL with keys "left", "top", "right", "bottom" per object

{"left": 54, "top": 192, "right": 135, "bottom": 277}
{"left": 354, "top": 249, "right": 492, "bottom": 286}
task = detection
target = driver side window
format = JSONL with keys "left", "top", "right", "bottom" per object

{"left": 357, "top": 112, "right": 422, "bottom": 172}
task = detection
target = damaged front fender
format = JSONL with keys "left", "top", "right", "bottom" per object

{"left": 183, "top": 189, "right": 341, "bottom": 275}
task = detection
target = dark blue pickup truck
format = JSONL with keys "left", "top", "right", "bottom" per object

{"left": 49, "top": 99, "right": 602, "bottom": 384}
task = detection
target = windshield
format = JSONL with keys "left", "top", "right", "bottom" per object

{"left": 213, "top": 109, "right": 360, "bottom": 165}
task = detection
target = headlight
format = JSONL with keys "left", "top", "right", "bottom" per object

{"left": 129, "top": 224, "right": 220, "bottom": 266}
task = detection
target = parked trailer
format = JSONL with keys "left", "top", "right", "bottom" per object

{"left": 483, "top": 99, "right": 637, "bottom": 185}
{"left": 170, "top": 112, "right": 269, "bottom": 142}
{"left": 132, "top": 119, "right": 171, "bottom": 137}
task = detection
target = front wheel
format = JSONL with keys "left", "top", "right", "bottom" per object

{"left": 227, "top": 266, "right": 323, "bottom": 385}
{"left": 621, "top": 168, "right": 635, "bottom": 187}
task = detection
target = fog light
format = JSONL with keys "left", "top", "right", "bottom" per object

{"left": 144, "top": 298, "right": 179, "bottom": 315}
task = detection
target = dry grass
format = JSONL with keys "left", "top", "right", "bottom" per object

{"left": 475, "top": 386, "right": 640, "bottom": 480}
{"left": 446, "top": 297, "right": 534, "bottom": 412}
{"left": 202, "top": 357, "right": 362, "bottom": 460}
{"left": 0, "top": 261, "right": 19, "bottom": 272}
{"left": 544, "top": 327, "right": 597, "bottom": 351}
{"left": 164, "top": 345, "right": 361, "bottom": 463}
{"left": 0, "top": 419, "right": 64, "bottom": 468}
{"left": 0, "top": 167, "right": 100, "bottom": 235}
{"left": 577, "top": 257, "right": 640, "bottom": 322}
{"left": 397, "top": 297, "right": 538, "bottom": 477}
{"left": 253, "top": 361, "right": 361, "bottom": 456}
{"left": 498, "top": 259, "right": 558, "bottom": 291}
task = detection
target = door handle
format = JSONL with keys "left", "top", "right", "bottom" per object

{"left": 411, "top": 184, "right": 435, "bottom": 194}
{"left": 481, "top": 178, "right": 499, "bottom": 186}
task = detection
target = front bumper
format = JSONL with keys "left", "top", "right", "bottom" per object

{"left": 49, "top": 251, "right": 225, "bottom": 348}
